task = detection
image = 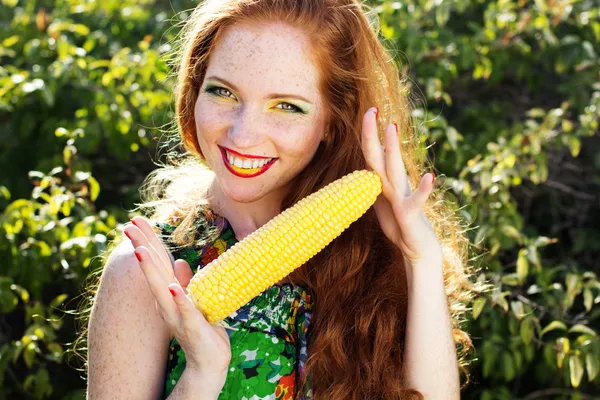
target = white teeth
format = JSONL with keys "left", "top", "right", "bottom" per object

{"left": 225, "top": 149, "right": 273, "bottom": 169}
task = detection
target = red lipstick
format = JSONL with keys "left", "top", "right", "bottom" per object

{"left": 219, "top": 146, "right": 277, "bottom": 178}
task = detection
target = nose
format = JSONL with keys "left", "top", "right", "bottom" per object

{"left": 228, "top": 105, "right": 268, "bottom": 153}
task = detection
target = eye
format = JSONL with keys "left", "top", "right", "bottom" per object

{"left": 275, "top": 102, "right": 303, "bottom": 113}
{"left": 206, "top": 86, "right": 236, "bottom": 100}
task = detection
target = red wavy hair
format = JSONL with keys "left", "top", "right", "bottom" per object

{"left": 161, "top": 0, "right": 477, "bottom": 398}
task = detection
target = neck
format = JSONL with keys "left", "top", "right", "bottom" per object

{"left": 206, "top": 176, "right": 287, "bottom": 241}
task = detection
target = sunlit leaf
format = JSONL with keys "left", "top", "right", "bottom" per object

{"left": 586, "top": 352, "right": 599, "bottom": 381}
{"left": 569, "top": 354, "right": 584, "bottom": 388}
{"left": 472, "top": 297, "right": 486, "bottom": 320}
{"left": 541, "top": 321, "right": 567, "bottom": 337}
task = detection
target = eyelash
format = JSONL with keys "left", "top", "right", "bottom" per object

{"left": 205, "top": 86, "right": 304, "bottom": 114}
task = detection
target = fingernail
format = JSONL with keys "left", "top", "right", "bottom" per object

{"left": 374, "top": 107, "right": 379, "bottom": 119}
{"left": 134, "top": 251, "right": 142, "bottom": 262}
{"left": 124, "top": 230, "right": 132, "bottom": 240}
{"left": 431, "top": 173, "right": 435, "bottom": 183}
{"left": 169, "top": 287, "right": 176, "bottom": 297}
{"left": 383, "top": 146, "right": 386, "bottom": 153}
{"left": 394, "top": 123, "right": 399, "bottom": 134}
{"left": 130, "top": 218, "right": 137, "bottom": 226}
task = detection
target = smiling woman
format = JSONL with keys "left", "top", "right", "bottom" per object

{"left": 193, "top": 21, "right": 328, "bottom": 226}
{"left": 83, "top": 0, "right": 477, "bottom": 399}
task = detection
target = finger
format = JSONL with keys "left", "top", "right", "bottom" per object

{"left": 174, "top": 259, "right": 194, "bottom": 294}
{"left": 404, "top": 173, "right": 434, "bottom": 212}
{"left": 131, "top": 216, "right": 174, "bottom": 272}
{"left": 384, "top": 123, "right": 409, "bottom": 196}
{"left": 124, "top": 224, "right": 172, "bottom": 283}
{"left": 135, "top": 246, "right": 178, "bottom": 324}
{"left": 168, "top": 283, "right": 212, "bottom": 331}
{"left": 361, "top": 107, "right": 386, "bottom": 179}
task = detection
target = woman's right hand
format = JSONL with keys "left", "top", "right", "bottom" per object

{"left": 123, "top": 216, "right": 232, "bottom": 388}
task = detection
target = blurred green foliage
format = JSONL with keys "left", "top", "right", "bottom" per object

{"left": 0, "top": 0, "right": 598, "bottom": 398}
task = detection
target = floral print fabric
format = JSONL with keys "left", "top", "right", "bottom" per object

{"left": 158, "top": 207, "right": 314, "bottom": 399}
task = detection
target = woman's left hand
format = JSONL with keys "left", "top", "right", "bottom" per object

{"left": 360, "top": 107, "right": 442, "bottom": 267}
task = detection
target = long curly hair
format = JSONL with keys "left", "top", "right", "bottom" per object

{"left": 75, "top": 0, "right": 482, "bottom": 398}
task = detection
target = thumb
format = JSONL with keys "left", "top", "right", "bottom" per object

{"left": 168, "top": 283, "right": 211, "bottom": 329}
{"left": 174, "top": 259, "right": 193, "bottom": 294}
{"left": 404, "top": 173, "right": 434, "bottom": 212}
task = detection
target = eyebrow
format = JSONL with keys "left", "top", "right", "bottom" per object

{"left": 205, "top": 75, "right": 313, "bottom": 104}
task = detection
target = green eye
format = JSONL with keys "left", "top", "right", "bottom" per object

{"left": 206, "top": 86, "right": 236, "bottom": 99}
{"left": 276, "top": 102, "right": 304, "bottom": 113}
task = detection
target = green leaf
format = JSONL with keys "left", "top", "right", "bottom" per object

{"left": 88, "top": 177, "right": 100, "bottom": 201}
{"left": 47, "top": 343, "right": 63, "bottom": 362}
{"left": 583, "top": 288, "right": 593, "bottom": 312}
{"left": 510, "top": 300, "right": 525, "bottom": 320}
{"left": 482, "top": 341, "right": 498, "bottom": 378}
{"left": 0, "top": 185, "right": 10, "bottom": 199}
{"left": 2, "top": 35, "right": 19, "bottom": 47}
{"left": 50, "top": 294, "right": 68, "bottom": 309}
{"left": 517, "top": 249, "right": 529, "bottom": 284}
{"left": 568, "top": 136, "right": 581, "bottom": 157}
{"left": 569, "top": 354, "right": 584, "bottom": 388}
{"left": 501, "top": 273, "right": 519, "bottom": 286}
{"left": 435, "top": 1, "right": 451, "bottom": 26}
{"left": 502, "top": 225, "right": 521, "bottom": 242}
{"left": 503, "top": 352, "right": 515, "bottom": 381}
{"left": 568, "top": 324, "right": 596, "bottom": 337}
{"left": 520, "top": 317, "right": 534, "bottom": 345}
{"left": 533, "top": 236, "right": 558, "bottom": 247}
{"left": 566, "top": 273, "right": 579, "bottom": 297}
{"left": 10, "top": 284, "right": 29, "bottom": 303}
{"left": 445, "top": 126, "right": 459, "bottom": 150}
{"left": 55, "top": 127, "right": 68, "bottom": 137}
{"left": 472, "top": 297, "right": 486, "bottom": 320}
{"left": 541, "top": 320, "right": 567, "bottom": 337}
{"left": 23, "top": 342, "right": 37, "bottom": 369}
{"left": 586, "top": 352, "right": 599, "bottom": 381}
{"left": 63, "top": 146, "right": 72, "bottom": 165}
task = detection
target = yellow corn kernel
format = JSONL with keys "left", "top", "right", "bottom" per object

{"left": 186, "top": 169, "right": 382, "bottom": 323}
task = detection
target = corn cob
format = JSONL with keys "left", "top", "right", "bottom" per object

{"left": 186, "top": 169, "right": 382, "bottom": 323}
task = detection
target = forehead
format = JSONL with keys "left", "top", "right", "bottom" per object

{"left": 205, "top": 21, "right": 320, "bottom": 98}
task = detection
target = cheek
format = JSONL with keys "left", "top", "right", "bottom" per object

{"left": 272, "top": 121, "right": 321, "bottom": 156}
{"left": 194, "top": 98, "right": 230, "bottom": 138}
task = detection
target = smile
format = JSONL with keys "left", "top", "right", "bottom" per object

{"left": 219, "top": 146, "right": 278, "bottom": 178}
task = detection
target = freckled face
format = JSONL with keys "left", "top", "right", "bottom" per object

{"left": 194, "top": 21, "right": 326, "bottom": 203}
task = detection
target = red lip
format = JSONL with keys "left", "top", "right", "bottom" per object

{"left": 220, "top": 146, "right": 277, "bottom": 178}
{"left": 221, "top": 146, "right": 273, "bottom": 159}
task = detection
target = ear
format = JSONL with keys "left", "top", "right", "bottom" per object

{"left": 322, "top": 122, "right": 331, "bottom": 142}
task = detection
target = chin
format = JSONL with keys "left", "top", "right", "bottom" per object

{"left": 222, "top": 184, "right": 269, "bottom": 203}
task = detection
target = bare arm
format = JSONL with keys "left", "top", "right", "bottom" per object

{"left": 402, "top": 260, "right": 461, "bottom": 399}
{"left": 166, "top": 367, "right": 224, "bottom": 400}
{"left": 87, "top": 240, "right": 172, "bottom": 399}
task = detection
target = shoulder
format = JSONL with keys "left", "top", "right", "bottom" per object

{"left": 88, "top": 238, "right": 170, "bottom": 399}
{"left": 102, "top": 238, "right": 138, "bottom": 278}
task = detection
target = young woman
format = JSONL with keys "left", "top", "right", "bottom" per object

{"left": 84, "top": 0, "right": 476, "bottom": 398}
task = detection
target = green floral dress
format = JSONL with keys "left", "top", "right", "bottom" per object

{"left": 158, "top": 207, "right": 314, "bottom": 400}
